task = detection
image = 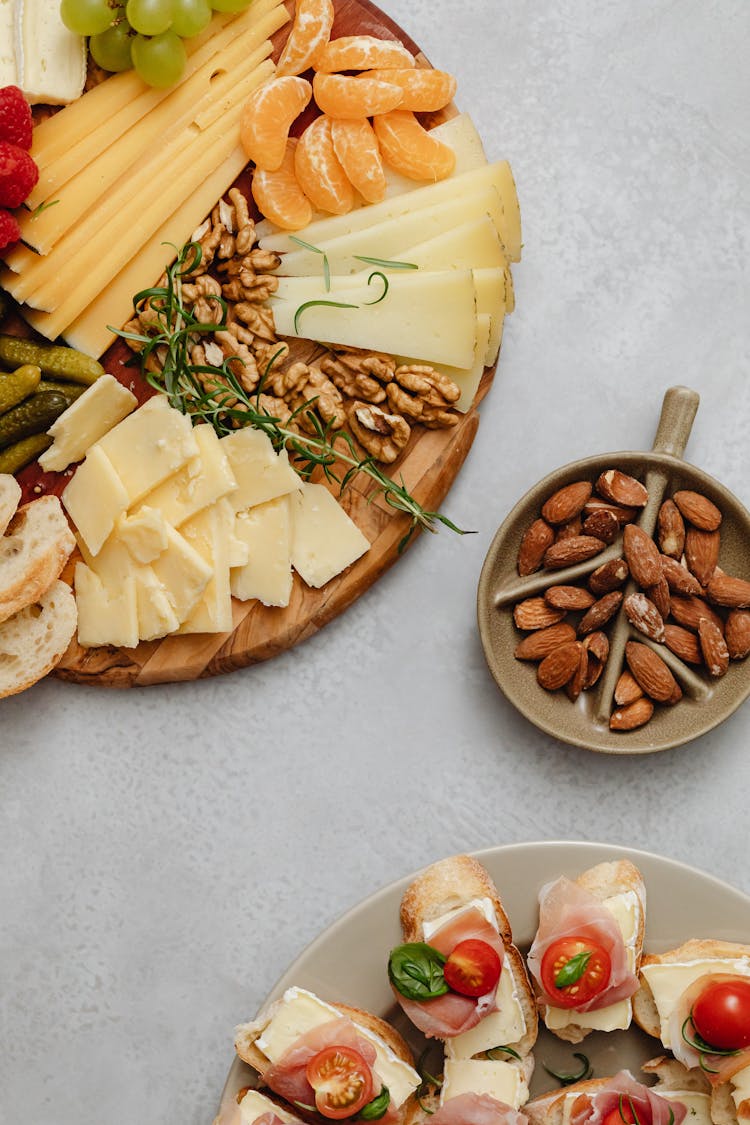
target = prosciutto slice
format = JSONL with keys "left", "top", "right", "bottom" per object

{"left": 430, "top": 1094, "right": 529, "bottom": 1125}
{"left": 250, "top": 1116, "right": 288, "bottom": 1125}
{"left": 393, "top": 907, "right": 505, "bottom": 1039}
{"left": 526, "top": 878, "right": 637, "bottom": 1012}
{"left": 569, "top": 1072, "right": 687, "bottom": 1125}
{"left": 668, "top": 973, "right": 750, "bottom": 1084}
{"left": 264, "top": 1017, "right": 377, "bottom": 1109}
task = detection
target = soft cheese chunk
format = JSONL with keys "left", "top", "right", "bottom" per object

{"left": 446, "top": 959, "right": 527, "bottom": 1057}
{"left": 220, "top": 428, "right": 301, "bottom": 511}
{"left": 290, "top": 483, "right": 369, "bottom": 588}
{"left": 441, "top": 1059, "right": 527, "bottom": 1109}
{"left": 239, "top": 1091, "right": 302, "bottom": 1125}
{"left": 96, "top": 396, "right": 199, "bottom": 506}
{"left": 39, "top": 375, "right": 137, "bottom": 472}
{"left": 0, "top": 0, "right": 17, "bottom": 86}
{"left": 74, "top": 564, "right": 138, "bottom": 649}
{"left": 254, "top": 988, "right": 420, "bottom": 1108}
{"left": 135, "top": 422, "right": 236, "bottom": 527}
{"left": 15, "top": 0, "right": 86, "bottom": 104}
{"left": 62, "top": 444, "right": 129, "bottom": 556}
{"left": 231, "top": 496, "right": 293, "bottom": 607}
{"left": 641, "top": 956, "right": 750, "bottom": 1048}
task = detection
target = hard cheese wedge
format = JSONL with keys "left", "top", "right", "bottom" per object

{"left": 231, "top": 495, "right": 293, "bottom": 607}
{"left": 272, "top": 270, "right": 477, "bottom": 369}
{"left": 75, "top": 565, "right": 139, "bottom": 649}
{"left": 134, "top": 423, "right": 236, "bottom": 528}
{"left": 221, "top": 428, "right": 301, "bottom": 511}
{"left": 397, "top": 314, "right": 491, "bottom": 413}
{"left": 62, "top": 444, "right": 129, "bottom": 556}
{"left": 39, "top": 374, "right": 137, "bottom": 472}
{"left": 96, "top": 396, "right": 199, "bottom": 507}
{"left": 290, "top": 483, "right": 369, "bottom": 588}
{"left": 178, "top": 500, "right": 234, "bottom": 634}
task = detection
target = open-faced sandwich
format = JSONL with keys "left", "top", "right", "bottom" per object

{"left": 525, "top": 1067, "right": 703, "bottom": 1125}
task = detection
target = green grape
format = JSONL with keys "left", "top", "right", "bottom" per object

{"left": 126, "top": 0, "right": 173, "bottom": 35}
{"left": 90, "top": 20, "right": 134, "bottom": 71}
{"left": 60, "top": 0, "right": 116, "bottom": 36}
{"left": 210, "top": 0, "right": 253, "bottom": 12}
{"left": 131, "top": 30, "right": 187, "bottom": 87}
{"left": 170, "top": 0, "right": 212, "bottom": 37}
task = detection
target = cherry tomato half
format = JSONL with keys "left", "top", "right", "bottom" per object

{"left": 601, "top": 1100, "right": 638, "bottom": 1125}
{"left": 306, "top": 1045, "right": 374, "bottom": 1120}
{"left": 692, "top": 978, "right": 750, "bottom": 1051}
{"left": 443, "top": 938, "right": 502, "bottom": 997}
{"left": 540, "top": 936, "right": 612, "bottom": 1009}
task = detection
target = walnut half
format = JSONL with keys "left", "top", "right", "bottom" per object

{"left": 347, "top": 401, "right": 411, "bottom": 464}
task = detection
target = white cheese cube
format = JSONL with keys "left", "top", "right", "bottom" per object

{"left": 290, "top": 483, "right": 369, "bottom": 588}
{"left": 39, "top": 375, "right": 137, "bottom": 472}
{"left": 231, "top": 496, "right": 293, "bottom": 607}
{"left": 62, "top": 444, "right": 129, "bottom": 556}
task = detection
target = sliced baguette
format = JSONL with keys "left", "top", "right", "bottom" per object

{"left": 641, "top": 1055, "right": 712, "bottom": 1094}
{"left": 0, "top": 496, "right": 76, "bottom": 624}
{"left": 525, "top": 1077, "right": 613, "bottom": 1125}
{"left": 400, "top": 854, "right": 537, "bottom": 1058}
{"left": 539, "top": 859, "right": 646, "bottom": 1044}
{"left": 0, "top": 580, "right": 77, "bottom": 698}
{"left": 0, "top": 474, "right": 21, "bottom": 536}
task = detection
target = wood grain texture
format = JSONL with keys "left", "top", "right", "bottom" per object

{"left": 48, "top": 0, "right": 499, "bottom": 687}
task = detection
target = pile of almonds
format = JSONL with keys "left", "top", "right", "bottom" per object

{"left": 512, "top": 470, "right": 750, "bottom": 732}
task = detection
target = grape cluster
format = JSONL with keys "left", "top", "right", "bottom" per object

{"left": 60, "top": 0, "right": 256, "bottom": 87}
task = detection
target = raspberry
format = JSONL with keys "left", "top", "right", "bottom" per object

{"left": 0, "top": 86, "right": 33, "bottom": 150}
{"left": 0, "top": 141, "right": 39, "bottom": 208}
{"left": 0, "top": 208, "right": 21, "bottom": 252}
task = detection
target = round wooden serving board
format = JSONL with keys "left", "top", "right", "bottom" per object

{"left": 30, "top": 0, "right": 499, "bottom": 687}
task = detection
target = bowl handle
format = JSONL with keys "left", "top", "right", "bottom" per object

{"left": 651, "top": 385, "right": 700, "bottom": 458}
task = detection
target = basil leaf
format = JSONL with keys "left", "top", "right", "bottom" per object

{"left": 389, "top": 942, "right": 448, "bottom": 1001}
{"left": 554, "top": 950, "right": 592, "bottom": 989}
{"left": 360, "top": 1087, "right": 390, "bottom": 1120}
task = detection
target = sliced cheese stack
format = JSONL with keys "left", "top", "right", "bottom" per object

{"left": 56, "top": 389, "right": 369, "bottom": 648}
{"left": 0, "top": 0, "right": 291, "bottom": 356}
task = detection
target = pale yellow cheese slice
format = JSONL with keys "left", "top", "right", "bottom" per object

{"left": 75, "top": 564, "right": 139, "bottom": 649}
{"left": 96, "top": 396, "right": 199, "bottom": 507}
{"left": 178, "top": 499, "right": 234, "bottom": 635}
{"left": 220, "top": 428, "right": 301, "bottom": 512}
{"left": 231, "top": 495, "right": 293, "bottom": 607}
{"left": 38, "top": 374, "right": 137, "bottom": 472}
{"left": 150, "top": 524, "right": 213, "bottom": 623}
{"left": 290, "top": 483, "right": 369, "bottom": 588}
{"left": 134, "top": 423, "right": 236, "bottom": 528}
{"left": 62, "top": 444, "right": 129, "bottom": 556}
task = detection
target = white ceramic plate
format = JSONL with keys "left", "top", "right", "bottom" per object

{"left": 214, "top": 841, "right": 750, "bottom": 1124}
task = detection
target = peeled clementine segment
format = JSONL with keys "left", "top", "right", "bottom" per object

{"left": 252, "top": 140, "right": 313, "bottom": 231}
{"left": 330, "top": 118, "right": 387, "bottom": 204}
{"left": 313, "top": 72, "right": 403, "bottom": 119}
{"left": 276, "top": 0, "right": 335, "bottom": 77}
{"left": 362, "top": 68, "right": 457, "bottom": 112}
{"left": 314, "top": 34, "right": 415, "bottom": 73}
{"left": 240, "top": 76, "right": 312, "bottom": 172}
{"left": 373, "top": 110, "right": 456, "bottom": 182}
{"left": 295, "top": 115, "right": 355, "bottom": 215}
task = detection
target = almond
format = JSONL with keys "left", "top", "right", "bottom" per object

{"left": 726, "top": 610, "right": 750, "bottom": 660}
{"left": 647, "top": 576, "right": 672, "bottom": 621}
{"left": 625, "top": 641, "right": 680, "bottom": 703}
{"left": 583, "top": 631, "right": 609, "bottom": 663}
{"left": 623, "top": 524, "right": 663, "bottom": 588}
{"left": 596, "top": 469, "right": 648, "bottom": 508}
{"left": 610, "top": 697, "right": 654, "bottom": 731}
{"left": 514, "top": 622, "right": 577, "bottom": 661}
{"left": 673, "top": 490, "right": 722, "bottom": 532}
{"left": 664, "top": 624, "right": 703, "bottom": 664}
{"left": 589, "top": 557, "right": 629, "bottom": 595}
{"left": 583, "top": 497, "right": 638, "bottom": 525}
{"left": 537, "top": 641, "right": 583, "bottom": 690}
{"left": 657, "top": 499, "right": 686, "bottom": 559}
{"left": 698, "top": 617, "right": 729, "bottom": 678}
{"left": 614, "top": 669, "right": 644, "bottom": 705}
{"left": 513, "top": 597, "right": 567, "bottom": 631}
{"left": 660, "top": 554, "right": 703, "bottom": 596}
{"left": 555, "top": 516, "right": 583, "bottom": 541}
{"left": 565, "top": 646, "right": 589, "bottom": 701}
{"left": 543, "top": 535, "right": 607, "bottom": 570}
{"left": 517, "top": 518, "right": 555, "bottom": 576}
{"left": 577, "top": 590, "right": 623, "bottom": 635}
{"left": 581, "top": 508, "right": 619, "bottom": 544}
{"left": 685, "top": 527, "right": 720, "bottom": 587}
{"left": 670, "top": 595, "right": 724, "bottom": 635}
{"left": 624, "top": 592, "right": 665, "bottom": 642}
{"left": 541, "top": 481, "right": 592, "bottom": 525}
{"left": 706, "top": 572, "right": 750, "bottom": 609}
{"left": 544, "top": 585, "right": 597, "bottom": 611}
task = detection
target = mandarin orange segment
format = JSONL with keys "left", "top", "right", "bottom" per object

{"left": 240, "top": 76, "right": 312, "bottom": 172}
{"left": 295, "top": 115, "right": 355, "bottom": 215}
{"left": 252, "top": 140, "right": 313, "bottom": 230}
{"left": 372, "top": 110, "right": 456, "bottom": 182}
{"left": 312, "top": 72, "right": 404, "bottom": 119}
{"left": 362, "top": 68, "right": 457, "bottom": 112}
{"left": 314, "top": 34, "right": 415, "bottom": 73}
{"left": 276, "top": 0, "right": 335, "bottom": 77}
{"left": 330, "top": 118, "right": 387, "bottom": 204}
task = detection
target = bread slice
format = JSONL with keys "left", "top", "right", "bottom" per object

{"left": 0, "top": 580, "right": 77, "bottom": 698}
{"left": 641, "top": 1055, "right": 712, "bottom": 1094}
{"left": 400, "top": 854, "right": 537, "bottom": 1058}
{"left": 0, "top": 474, "right": 21, "bottom": 536}
{"left": 525, "top": 1077, "right": 612, "bottom": 1125}
{"left": 632, "top": 938, "right": 750, "bottom": 1040}
{"left": 539, "top": 859, "right": 646, "bottom": 1044}
{"left": 0, "top": 496, "right": 76, "bottom": 624}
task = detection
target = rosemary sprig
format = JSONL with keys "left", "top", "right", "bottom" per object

{"left": 681, "top": 1013, "right": 740, "bottom": 1074}
{"left": 354, "top": 254, "right": 419, "bottom": 270}
{"left": 29, "top": 198, "right": 60, "bottom": 218}
{"left": 113, "top": 241, "right": 469, "bottom": 552}
{"left": 486, "top": 1044, "right": 522, "bottom": 1061}
{"left": 289, "top": 234, "right": 331, "bottom": 291}
{"left": 543, "top": 1051, "right": 592, "bottom": 1086}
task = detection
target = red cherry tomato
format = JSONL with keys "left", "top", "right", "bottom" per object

{"left": 601, "top": 1101, "right": 638, "bottom": 1125}
{"left": 306, "top": 1045, "right": 374, "bottom": 1120}
{"left": 692, "top": 979, "right": 750, "bottom": 1051}
{"left": 443, "top": 938, "right": 502, "bottom": 997}
{"left": 540, "top": 936, "right": 612, "bottom": 1009}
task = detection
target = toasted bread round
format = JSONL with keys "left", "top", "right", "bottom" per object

{"left": 525, "top": 1077, "right": 614, "bottom": 1125}
{"left": 641, "top": 1055, "right": 712, "bottom": 1094}
{"left": 0, "top": 497, "right": 76, "bottom": 624}
{"left": 0, "top": 474, "right": 21, "bottom": 536}
{"left": 0, "top": 580, "right": 77, "bottom": 698}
